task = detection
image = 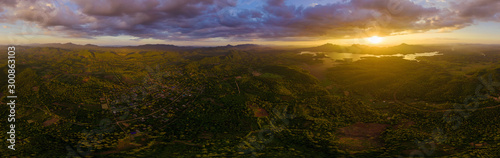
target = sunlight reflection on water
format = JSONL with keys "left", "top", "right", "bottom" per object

{"left": 300, "top": 51, "right": 442, "bottom": 62}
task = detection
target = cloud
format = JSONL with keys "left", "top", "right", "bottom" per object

{"left": 0, "top": 0, "right": 17, "bottom": 7}
{"left": 451, "top": 0, "right": 500, "bottom": 21}
{"left": 0, "top": 0, "right": 498, "bottom": 41}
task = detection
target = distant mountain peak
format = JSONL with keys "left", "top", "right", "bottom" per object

{"left": 140, "top": 44, "right": 175, "bottom": 47}
{"left": 300, "top": 43, "right": 343, "bottom": 52}
{"left": 321, "top": 43, "right": 336, "bottom": 46}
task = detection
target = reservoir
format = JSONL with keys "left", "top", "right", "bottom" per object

{"left": 299, "top": 51, "right": 443, "bottom": 62}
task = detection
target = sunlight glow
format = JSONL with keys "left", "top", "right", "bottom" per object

{"left": 366, "top": 36, "right": 383, "bottom": 44}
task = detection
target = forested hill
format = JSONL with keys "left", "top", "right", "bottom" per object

{"left": 1, "top": 44, "right": 500, "bottom": 157}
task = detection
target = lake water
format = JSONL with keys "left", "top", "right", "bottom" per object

{"left": 299, "top": 51, "right": 443, "bottom": 62}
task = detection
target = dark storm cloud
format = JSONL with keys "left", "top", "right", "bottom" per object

{"left": 0, "top": 0, "right": 499, "bottom": 40}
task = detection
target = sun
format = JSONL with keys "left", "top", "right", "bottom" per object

{"left": 366, "top": 36, "right": 383, "bottom": 44}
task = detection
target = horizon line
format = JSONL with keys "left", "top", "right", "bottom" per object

{"left": 2, "top": 42, "right": 500, "bottom": 48}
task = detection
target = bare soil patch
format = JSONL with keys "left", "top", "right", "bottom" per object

{"left": 43, "top": 117, "right": 60, "bottom": 127}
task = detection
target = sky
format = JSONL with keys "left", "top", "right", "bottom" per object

{"left": 0, "top": 0, "right": 499, "bottom": 46}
